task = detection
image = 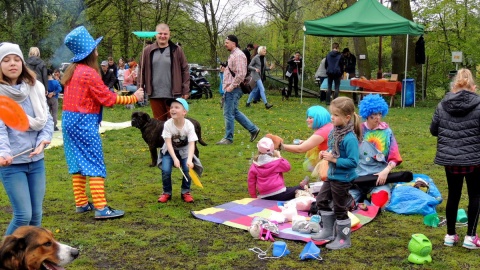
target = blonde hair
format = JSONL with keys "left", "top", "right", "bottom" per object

{"left": 28, "top": 47, "right": 40, "bottom": 57}
{"left": 330, "top": 97, "right": 362, "bottom": 140}
{"left": 258, "top": 46, "right": 266, "bottom": 55}
{"left": 452, "top": 68, "right": 476, "bottom": 93}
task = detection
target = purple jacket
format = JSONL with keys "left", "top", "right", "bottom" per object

{"left": 248, "top": 157, "right": 291, "bottom": 198}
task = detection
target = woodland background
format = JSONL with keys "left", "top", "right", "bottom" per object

{"left": 0, "top": 0, "right": 478, "bottom": 97}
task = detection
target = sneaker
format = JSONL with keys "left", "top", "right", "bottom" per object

{"left": 54, "top": 127, "right": 59, "bottom": 131}
{"left": 250, "top": 128, "right": 261, "bottom": 142}
{"left": 76, "top": 202, "right": 94, "bottom": 213}
{"left": 182, "top": 192, "right": 194, "bottom": 203}
{"left": 444, "top": 234, "right": 459, "bottom": 247}
{"left": 246, "top": 102, "right": 251, "bottom": 107}
{"left": 94, "top": 206, "right": 125, "bottom": 219}
{"left": 216, "top": 138, "right": 232, "bottom": 145}
{"left": 463, "top": 235, "right": 480, "bottom": 249}
{"left": 265, "top": 103, "right": 273, "bottom": 109}
{"left": 158, "top": 193, "right": 171, "bottom": 203}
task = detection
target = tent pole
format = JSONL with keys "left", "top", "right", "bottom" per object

{"left": 403, "top": 34, "right": 409, "bottom": 108}
{"left": 301, "top": 34, "right": 306, "bottom": 104}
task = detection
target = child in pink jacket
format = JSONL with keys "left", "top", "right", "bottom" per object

{"left": 248, "top": 137, "right": 305, "bottom": 200}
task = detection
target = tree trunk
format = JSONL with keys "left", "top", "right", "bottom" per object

{"left": 391, "top": 0, "right": 415, "bottom": 79}
{"left": 345, "top": 0, "right": 370, "bottom": 79}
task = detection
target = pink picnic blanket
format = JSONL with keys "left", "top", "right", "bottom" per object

{"left": 191, "top": 198, "right": 379, "bottom": 245}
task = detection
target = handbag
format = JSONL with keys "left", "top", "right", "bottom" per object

{"left": 312, "top": 159, "right": 329, "bottom": 181}
{"left": 228, "top": 66, "right": 254, "bottom": 94}
{"left": 285, "top": 71, "right": 292, "bottom": 77}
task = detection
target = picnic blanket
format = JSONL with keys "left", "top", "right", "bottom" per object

{"left": 47, "top": 120, "right": 132, "bottom": 148}
{"left": 191, "top": 198, "right": 379, "bottom": 245}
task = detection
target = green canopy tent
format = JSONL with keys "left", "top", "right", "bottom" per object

{"left": 300, "top": 0, "right": 424, "bottom": 107}
{"left": 132, "top": 31, "right": 157, "bottom": 88}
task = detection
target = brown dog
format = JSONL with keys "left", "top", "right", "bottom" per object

{"left": 0, "top": 226, "right": 79, "bottom": 270}
{"left": 131, "top": 111, "right": 207, "bottom": 167}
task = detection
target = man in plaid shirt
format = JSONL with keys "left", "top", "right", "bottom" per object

{"left": 216, "top": 35, "right": 260, "bottom": 145}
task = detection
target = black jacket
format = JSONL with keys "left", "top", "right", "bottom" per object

{"left": 101, "top": 69, "right": 117, "bottom": 89}
{"left": 430, "top": 90, "right": 480, "bottom": 166}
{"left": 26, "top": 56, "right": 48, "bottom": 92}
{"left": 325, "top": 50, "right": 344, "bottom": 77}
{"left": 287, "top": 56, "right": 302, "bottom": 75}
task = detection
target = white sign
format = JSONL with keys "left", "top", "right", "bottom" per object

{"left": 359, "top": 54, "right": 366, "bottom": 60}
{"left": 452, "top": 51, "right": 463, "bottom": 63}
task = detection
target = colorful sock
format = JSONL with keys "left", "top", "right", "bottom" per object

{"left": 115, "top": 95, "right": 137, "bottom": 104}
{"left": 371, "top": 190, "right": 389, "bottom": 208}
{"left": 90, "top": 177, "right": 107, "bottom": 209}
{"left": 72, "top": 174, "right": 88, "bottom": 207}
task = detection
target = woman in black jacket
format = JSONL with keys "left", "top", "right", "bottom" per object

{"left": 286, "top": 52, "right": 302, "bottom": 98}
{"left": 430, "top": 68, "right": 480, "bottom": 249}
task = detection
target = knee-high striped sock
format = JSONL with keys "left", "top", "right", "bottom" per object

{"left": 90, "top": 177, "right": 107, "bottom": 209}
{"left": 72, "top": 174, "right": 88, "bottom": 207}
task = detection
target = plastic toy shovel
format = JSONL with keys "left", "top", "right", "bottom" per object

{"left": 189, "top": 168, "right": 203, "bottom": 188}
{"left": 0, "top": 96, "right": 29, "bottom": 131}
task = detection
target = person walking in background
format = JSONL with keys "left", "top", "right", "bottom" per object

{"left": 0, "top": 42, "right": 54, "bottom": 235}
{"left": 325, "top": 43, "right": 344, "bottom": 105}
{"left": 47, "top": 69, "right": 62, "bottom": 131}
{"left": 62, "top": 26, "right": 144, "bottom": 219}
{"left": 315, "top": 58, "right": 328, "bottom": 102}
{"left": 138, "top": 23, "right": 190, "bottom": 121}
{"left": 311, "top": 97, "right": 361, "bottom": 250}
{"left": 26, "top": 47, "right": 48, "bottom": 94}
{"left": 246, "top": 46, "right": 274, "bottom": 109}
{"left": 242, "top": 43, "right": 254, "bottom": 66}
{"left": 286, "top": 52, "right": 302, "bottom": 98}
{"left": 216, "top": 35, "right": 260, "bottom": 145}
{"left": 430, "top": 68, "right": 480, "bottom": 249}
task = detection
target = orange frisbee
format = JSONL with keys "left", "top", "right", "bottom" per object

{"left": 0, "top": 96, "right": 29, "bottom": 131}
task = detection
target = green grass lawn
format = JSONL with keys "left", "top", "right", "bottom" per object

{"left": 1, "top": 91, "right": 478, "bottom": 269}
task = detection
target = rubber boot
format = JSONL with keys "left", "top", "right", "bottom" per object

{"left": 325, "top": 218, "right": 351, "bottom": 250}
{"left": 311, "top": 211, "right": 335, "bottom": 241}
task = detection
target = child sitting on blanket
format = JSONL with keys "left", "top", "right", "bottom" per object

{"left": 247, "top": 137, "right": 306, "bottom": 201}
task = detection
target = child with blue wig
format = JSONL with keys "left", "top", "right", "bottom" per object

{"left": 349, "top": 94, "right": 412, "bottom": 208}
{"left": 281, "top": 105, "right": 333, "bottom": 173}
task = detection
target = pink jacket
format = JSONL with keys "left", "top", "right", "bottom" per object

{"left": 247, "top": 158, "right": 291, "bottom": 198}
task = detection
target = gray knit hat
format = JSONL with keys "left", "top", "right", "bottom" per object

{"left": 0, "top": 42, "right": 24, "bottom": 62}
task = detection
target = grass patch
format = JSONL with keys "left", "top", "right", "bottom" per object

{"left": 1, "top": 91, "right": 478, "bottom": 269}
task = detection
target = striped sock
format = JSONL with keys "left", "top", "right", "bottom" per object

{"left": 90, "top": 177, "right": 107, "bottom": 209}
{"left": 72, "top": 174, "right": 88, "bottom": 207}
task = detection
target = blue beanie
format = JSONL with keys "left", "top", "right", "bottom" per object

{"left": 306, "top": 106, "right": 331, "bottom": 129}
{"left": 358, "top": 94, "right": 388, "bottom": 119}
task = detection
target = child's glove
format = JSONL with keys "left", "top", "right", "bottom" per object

{"left": 265, "top": 134, "right": 283, "bottom": 150}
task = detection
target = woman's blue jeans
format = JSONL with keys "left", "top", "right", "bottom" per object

{"left": 161, "top": 150, "right": 191, "bottom": 195}
{"left": 0, "top": 159, "right": 46, "bottom": 235}
{"left": 247, "top": 79, "right": 268, "bottom": 104}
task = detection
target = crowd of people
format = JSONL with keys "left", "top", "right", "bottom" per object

{"left": 1, "top": 24, "right": 479, "bottom": 256}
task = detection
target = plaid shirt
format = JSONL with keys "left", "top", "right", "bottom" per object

{"left": 223, "top": 47, "right": 247, "bottom": 90}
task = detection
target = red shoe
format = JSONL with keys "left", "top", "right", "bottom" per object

{"left": 158, "top": 193, "right": 171, "bottom": 203}
{"left": 182, "top": 192, "right": 194, "bottom": 203}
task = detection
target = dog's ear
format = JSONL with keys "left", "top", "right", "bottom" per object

{"left": 0, "top": 236, "right": 27, "bottom": 269}
{"left": 142, "top": 113, "right": 151, "bottom": 122}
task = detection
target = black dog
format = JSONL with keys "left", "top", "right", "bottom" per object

{"left": 281, "top": 87, "right": 288, "bottom": 101}
{"left": 131, "top": 111, "right": 207, "bottom": 167}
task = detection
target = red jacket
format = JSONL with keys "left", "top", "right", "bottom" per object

{"left": 63, "top": 64, "right": 116, "bottom": 113}
{"left": 139, "top": 41, "right": 190, "bottom": 97}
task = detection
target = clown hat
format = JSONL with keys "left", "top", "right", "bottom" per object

{"left": 64, "top": 26, "right": 103, "bottom": 63}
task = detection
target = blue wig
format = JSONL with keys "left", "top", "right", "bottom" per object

{"left": 358, "top": 94, "right": 388, "bottom": 119}
{"left": 306, "top": 106, "right": 331, "bottom": 129}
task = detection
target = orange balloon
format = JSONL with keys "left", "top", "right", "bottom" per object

{"left": 0, "top": 96, "right": 29, "bottom": 131}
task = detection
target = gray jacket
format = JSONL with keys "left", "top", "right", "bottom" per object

{"left": 248, "top": 55, "right": 268, "bottom": 82}
{"left": 430, "top": 90, "right": 480, "bottom": 166}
